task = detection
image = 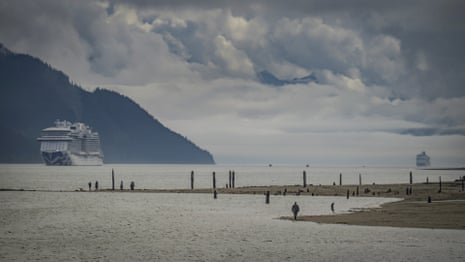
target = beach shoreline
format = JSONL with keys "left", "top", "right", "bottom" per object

{"left": 2, "top": 181, "right": 465, "bottom": 230}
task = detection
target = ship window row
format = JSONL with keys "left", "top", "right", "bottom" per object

{"left": 40, "top": 141, "right": 68, "bottom": 151}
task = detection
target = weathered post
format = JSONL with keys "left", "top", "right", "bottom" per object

{"left": 356, "top": 186, "right": 359, "bottom": 196}
{"left": 112, "top": 169, "right": 115, "bottom": 191}
{"left": 426, "top": 177, "right": 429, "bottom": 184}
{"left": 439, "top": 176, "right": 442, "bottom": 193}
{"left": 120, "top": 180, "right": 123, "bottom": 191}
{"left": 462, "top": 177, "right": 465, "bottom": 192}
{"left": 265, "top": 191, "right": 270, "bottom": 204}
{"left": 213, "top": 172, "right": 216, "bottom": 189}
{"left": 303, "top": 170, "right": 307, "bottom": 187}
{"left": 213, "top": 190, "right": 217, "bottom": 199}
{"left": 228, "top": 171, "right": 232, "bottom": 189}
{"left": 339, "top": 173, "right": 342, "bottom": 186}
{"left": 346, "top": 189, "right": 350, "bottom": 199}
{"left": 359, "top": 173, "right": 362, "bottom": 186}
{"left": 232, "top": 171, "right": 235, "bottom": 188}
{"left": 409, "top": 171, "right": 412, "bottom": 185}
{"left": 190, "top": 171, "right": 194, "bottom": 190}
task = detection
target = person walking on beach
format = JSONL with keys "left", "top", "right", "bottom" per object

{"left": 95, "top": 181, "right": 99, "bottom": 191}
{"left": 292, "top": 202, "right": 300, "bottom": 220}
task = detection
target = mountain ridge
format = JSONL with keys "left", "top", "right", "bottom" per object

{"left": 0, "top": 44, "right": 215, "bottom": 164}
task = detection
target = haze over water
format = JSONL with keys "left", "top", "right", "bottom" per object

{"left": 1, "top": 164, "right": 463, "bottom": 191}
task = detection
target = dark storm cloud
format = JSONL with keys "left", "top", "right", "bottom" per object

{"left": 108, "top": 0, "right": 465, "bottom": 99}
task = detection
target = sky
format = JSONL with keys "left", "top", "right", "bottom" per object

{"left": 1, "top": 0, "right": 465, "bottom": 166}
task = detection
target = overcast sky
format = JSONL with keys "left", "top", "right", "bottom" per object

{"left": 1, "top": 0, "right": 465, "bottom": 166}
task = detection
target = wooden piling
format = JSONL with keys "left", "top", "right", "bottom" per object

{"left": 213, "top": 190, "right": 217, "bottom": 199}
{"left": 439, "top": 176, "right": 442, "bottom": 193}
{"left": 213, "top": 172, "right": 216, "bottom": 189}
{"left": 409, "top": 171, "right": 412, "bottom": 185}
{"left": 228, "top": 171, "right": 232, "bottom": 189}
{"left": 359, "top": 173, "right": 362, "bottom": 186}
{"left": 356, "top": 186, "right": 359, "bottom": 196}
{"left": 265, "top": 191, "right": 270, "bottom": 204}
{"left": 339, "top": 173, "right": 342, "bottom": 186}
{"left": 190, "top": 171, "right": 194, "bottom": 190}
{"left": 346, "top": 190, "right": 349, "bottom": 199}
{"left": 111, "top": 169, "right": 115, "bottom": 191}
{"left": 303, "top": 170, "right": 307, "bottom": 187}
{"left": 232, "top": 171, "right": 235, "bottom": 188}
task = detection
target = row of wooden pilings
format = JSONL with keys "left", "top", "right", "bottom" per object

{"left": 106, "top": 169, "right": 464, "bottom": 203}
{"left": 190, "top": 170, "right": 237, "bottom": 191}
{"left": 203, "top": 170, "right": 462, "bottom": 203}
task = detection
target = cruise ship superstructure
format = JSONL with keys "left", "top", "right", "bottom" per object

{"left": 416, "top": 151, "right": 430, "bottom": 168}
{"left": 37, "top": 120, "right": 103, "bottom": 165}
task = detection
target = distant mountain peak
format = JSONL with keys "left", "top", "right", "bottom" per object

{"left": 257, "top": 70, "right": 317, "bottom": 86}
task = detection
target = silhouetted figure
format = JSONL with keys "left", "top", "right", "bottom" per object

{"left": 130, "top": 181, "right": 135, "bottom": 191}
{"left": 95, "top": 181, "right": 99, "bottom": 191}
{"left": 331, "top": 202, "right": 335, "bottom": 213}
{"left": 291, "top": 202, "right": 300, "bottom": 220}
{"left": 88, "top": 182, "right": 91, "bottom": 191}
{"left": 120, "top": 180, "right": 123, "bottom": 191}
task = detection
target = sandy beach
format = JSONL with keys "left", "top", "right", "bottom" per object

{"left": 125, "top": 181, "right": 465, "bottom": 230}
{"left": 4, "top": 180, "right": 465, "bottom": 230}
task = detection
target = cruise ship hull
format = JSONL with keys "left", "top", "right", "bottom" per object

{"left": 38, "top": 120, "right": 104, "bottom": 166}
{"left": 41, "top": 151, "right": 103, "bottom": 166}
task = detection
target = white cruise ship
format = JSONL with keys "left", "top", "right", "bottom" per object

{"left": 416, "top": 151, "right": 430, "bottom": 168}
{"left": 37, "top": 120, "right": 103, "bottom": 166}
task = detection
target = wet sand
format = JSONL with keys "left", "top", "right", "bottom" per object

{"left": 4, "top": 180, "right": 465, "bottom": 230}
{"left": 283, "top": 199, "right": 465, "bottom": 230}
{"left": 129, "top": 181, "right": 465, "bottom": 230}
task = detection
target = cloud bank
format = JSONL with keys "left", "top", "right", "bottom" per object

{"left": 1, "top": 0, "right": 464, "bottom": 165}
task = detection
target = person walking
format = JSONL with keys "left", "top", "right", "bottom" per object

{"left": 95, "top": 181, "right": 99, "bottom": 191}
{"left": 292, "top": 202, "right": 300, "bottom": 220}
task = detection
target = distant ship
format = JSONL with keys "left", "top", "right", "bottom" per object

{"left": 37, "top": 120, "right": 103, "bottom": 166}
{"left": 416, "top": 151, "right": 430, "bottom": 168}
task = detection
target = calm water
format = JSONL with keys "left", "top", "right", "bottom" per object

{"left": 1, "top": 164, "right": 465, "bottom": 261}
{"left": 0, "top": 164, "right": 464, "bottom": 191}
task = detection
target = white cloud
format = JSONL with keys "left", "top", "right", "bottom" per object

{"left": 213, "top": 35, "right": 255, "bottom": 78}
